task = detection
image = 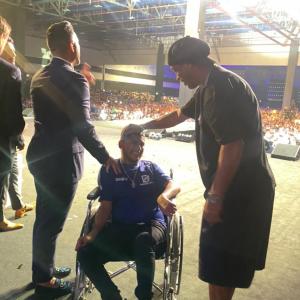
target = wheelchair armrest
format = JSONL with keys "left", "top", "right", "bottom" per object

{"left": 87, "top": 186, "right": 101, "bottom": 200}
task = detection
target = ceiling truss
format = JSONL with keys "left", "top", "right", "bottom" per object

{"left": 0, "top": 0, "right": 299, "bottom": 49}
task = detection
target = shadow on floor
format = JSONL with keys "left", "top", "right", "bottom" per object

{"left": 0, "top": 283, "right": 35, "bottom": 300}
{"left": 0, "top": 283, "right": 73, "bottom": 300}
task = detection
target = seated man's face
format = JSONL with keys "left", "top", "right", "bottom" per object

{"left": 121, "top": 135, "right": 145, "bottom": 164}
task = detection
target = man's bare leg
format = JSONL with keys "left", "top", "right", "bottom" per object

{"left": 209, "top": 284, "right": 235, "bottom": 300}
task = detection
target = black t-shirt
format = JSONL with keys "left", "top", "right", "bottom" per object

{"left": 181, "top": 64, "right": 275, "bottom": 193}
{"left": 181, "top": 64, "right": 275, "bottom": 263}
{"left": 181, "top": 65, "right": 275, "bottom": 263}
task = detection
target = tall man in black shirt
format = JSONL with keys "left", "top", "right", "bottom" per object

{"left": 140, "top": 36, "right": 275, "bottom": 300}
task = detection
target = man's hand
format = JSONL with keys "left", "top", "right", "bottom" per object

{"left": 203, "top": 201, "right": 223, "bottom": 224}
{"left": 105, "top": 156, "right": 121, "bottom": 174}
{"left": 75, "top": 234, "right": 94, "bottom": 251}
{"left": 157, "top": 194, "right": 177, "bottom": 216}
{"left": 16, "top": 142, "right": 25, "bottom": 151}
{"left": 11, "top": 135, "right": 25, "bottom": 150}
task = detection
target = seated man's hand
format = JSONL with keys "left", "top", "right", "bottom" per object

{"left": 157, "top": 194, "right": 177, "bottom": 216}
{"left": 75, "top": 234, "right": 95, "bottom": 251}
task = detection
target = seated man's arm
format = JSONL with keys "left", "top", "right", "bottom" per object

{"left": 157, "top": 180, "right": 181, "bottom": 216}
{"left": 89, "top": 201, "right": 112, "bottom": 239}
{"left": 76, "top": 166, "right": 114, "bottom": 250}
{"left": 75, "top": 201, "right": 112, "bottom": 250}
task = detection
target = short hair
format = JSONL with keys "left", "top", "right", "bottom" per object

{"left": 0, "top": 16, "right": 11, "bottom": 38}
{"left": 120, "top": 124, "right": 143, "bottom": 141}
{"left": 46, "top": 21, "right": 74, "bottom": 52}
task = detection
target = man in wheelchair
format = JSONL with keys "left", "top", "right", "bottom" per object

{"left": 76, "top": 124, "right": 181, "bottom": 300}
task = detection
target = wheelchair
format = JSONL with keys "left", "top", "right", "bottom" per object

{"left": 73, "top": 185, "right": 184, "bottom": 300}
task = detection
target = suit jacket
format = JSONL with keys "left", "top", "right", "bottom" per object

{"left": 26, "top": 57, "right": 109, "bottom": 184}
{"left": 0, "top": 57, "right": 25, "bottom": 174}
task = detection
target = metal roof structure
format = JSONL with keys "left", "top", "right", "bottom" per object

{"left": 0, "top": 0, "right": 299, "bottom": 50}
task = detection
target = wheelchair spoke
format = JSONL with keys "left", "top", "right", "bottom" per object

{"left": 166, "top": 214, "right": 183, "bottom": 296}
{"left": 74, "top": 269, "right": 94, "bottom": 300}
{"left": 175, "top": 216, "right": 184, "bottom": 295}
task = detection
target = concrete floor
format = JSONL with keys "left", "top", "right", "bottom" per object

{"left": 0, "top": 120, "right": 299, "bottom": 300}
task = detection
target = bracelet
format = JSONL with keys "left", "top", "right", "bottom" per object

{"left": 206, "top": 193, "right": 223, "bottom": 204}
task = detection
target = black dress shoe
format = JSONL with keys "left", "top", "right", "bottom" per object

{"left": 35, "top": 278, "right": 73, "bottom": 298}
{"left": 52, "top": 266, "right": 71, "bottom": 278}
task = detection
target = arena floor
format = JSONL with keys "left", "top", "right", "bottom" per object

{"left": 0, "top": 119, "right": 300, "bottom": 300}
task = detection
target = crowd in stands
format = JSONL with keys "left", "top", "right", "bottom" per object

{"left": 261, "top": 108, "right": 300, "bottom": 149}
{"left": 90, "top": 89, "right": 179, "bottom": 120}
{"left": 22, "top": 88, "right": 300, "bottom": 147}
{"left": 89, "top": 90, "right": 300, "bottom": 148}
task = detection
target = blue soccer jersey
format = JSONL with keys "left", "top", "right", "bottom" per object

{"left": 98, "top": 160, "right": 170, "bottom": 226}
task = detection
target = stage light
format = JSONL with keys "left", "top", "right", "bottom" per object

{"left": 219, "top": 0, "right": 300, "bottom": 22}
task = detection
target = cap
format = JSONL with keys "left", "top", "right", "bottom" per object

{"left": 120, "top": 124, "right": 143, "bottom": 140}
{"left": 168, "top": 36, "right": 211, "bottom": 66}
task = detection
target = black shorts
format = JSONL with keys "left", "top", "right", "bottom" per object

{"left": 199, "top": 243, "right": 255, "bottom": 288}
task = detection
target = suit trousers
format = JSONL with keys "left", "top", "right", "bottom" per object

{"left": 32, "top": 177, "right": 78, "bottom": 283}
{"left": 77, "top": 221, "right": 166, "bottom": 300}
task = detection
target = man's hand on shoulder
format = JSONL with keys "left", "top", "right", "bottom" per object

{"left": 104, "top": 156, "right": 121, "bottom": 175}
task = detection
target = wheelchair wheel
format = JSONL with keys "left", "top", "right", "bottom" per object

{"left": 73, "top": 260, "right": 93, "bottom": 300}
{"left": 163, "top": 213, "right": 183, "bottom": 300}
{"left": 73, "top": 217, "right": 95, "bottom": 300}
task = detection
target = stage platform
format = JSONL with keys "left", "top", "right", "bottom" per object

{"left": 0, "top": 119, "right": 299, "bottom": 300}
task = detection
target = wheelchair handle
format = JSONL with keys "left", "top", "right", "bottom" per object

{"left": 87, "top": 186, "right": 101, "bottom": 200}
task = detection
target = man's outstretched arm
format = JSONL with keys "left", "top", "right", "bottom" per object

{"left": 142, "top": 109, "right": 188, "bottom": 130}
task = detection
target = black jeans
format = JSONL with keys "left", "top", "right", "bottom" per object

{"left": 78, "top": 221, "right": 166, "bottom": 300}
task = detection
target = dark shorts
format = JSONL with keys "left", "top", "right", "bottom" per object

{"left": 199, "top": 243, "right": 255, "bottom": 288}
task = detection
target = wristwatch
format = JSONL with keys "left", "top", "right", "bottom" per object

{"left": 205, "top": 193, "right": 223, "bottom": 204}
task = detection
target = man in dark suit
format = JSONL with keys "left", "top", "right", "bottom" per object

{"left": 0, "top": 16, "right": 25, "bottom": 232}
{"left": 26, "top": 21, "right": 120, "bottom": 298}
